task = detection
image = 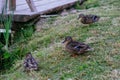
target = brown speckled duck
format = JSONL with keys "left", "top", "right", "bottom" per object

{"left": 78, "top": 14, "right": 100, "bottom": 24}
{"left": 62, "top": 36, "right": 92, "bottom": 55}
{"left": 23, "top": 52, "right": 38, "bottom": 72}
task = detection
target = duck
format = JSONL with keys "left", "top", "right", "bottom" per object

{"left": 62, "top": 36, "right": 92, "bottom": 55}
{"left": 23, "top": 52, "right": 38, "bottom": 72}
{"left": 78, "top": 14, "right": 100, "bottom": 24}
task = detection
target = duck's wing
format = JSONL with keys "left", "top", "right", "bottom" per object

{"left": 78, "top": 44, "right": 89, "bottom": 53}
{"left": 92, "top": 15, "right": 100, "bottom": 22}
{"left": 66, "top": 41, "right": 80, "bottom": 51}
{"left": 75, "top": 42, "right": 92, "bottom": 54}
{"left": 24, "top": 58, "right": 29, "bottom": 66}
{"left": 26, "top": 58, "right": 38, "bottom": 70}
{"left": 88, "top": 15, "right": 100, "bottom": 22}
{"left": 30, "top": 58, "right": 38, "bottom": 66}
{"left": 81, "top": 16, "right": 93, "bottom": 24}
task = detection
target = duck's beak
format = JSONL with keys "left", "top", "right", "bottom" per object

{"left": 62, "top": 40, "right": 66, "bottom": 43}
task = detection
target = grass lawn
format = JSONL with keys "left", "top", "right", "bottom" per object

{"left": 0, "top": 0, "right": 120, "bottom": 80}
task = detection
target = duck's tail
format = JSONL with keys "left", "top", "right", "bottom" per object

{"left": 93, "top": 16, "right": 100, "bottom": 22}
{"left": 86, "top": 47, "right": 94, "bottom": 51}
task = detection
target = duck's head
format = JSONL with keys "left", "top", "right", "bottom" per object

{"left": 62, "top": 36, "right": 73, "bottom": 44}
{"left": 26, "top": 52, "right": 32, "bottom": 59}
{"left": 78, "top": 14, "right": 84, "bottom": 19}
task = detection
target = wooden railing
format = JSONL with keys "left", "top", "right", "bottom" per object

{"left": 9, "top": 0, "right": 37, "bottom": 12}
{"left": 26, "top": 0, "right": 37, "bottom": 12}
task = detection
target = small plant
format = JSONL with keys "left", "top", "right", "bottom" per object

{"left": 74, "top": 1, "right": 81, "bottom": 9}
{"left": 0, "top": 0, "right": 14, "bottom": 70}
{"left": 14, "top": 25, "right": 34, "bottom": 42}
{"left": 74, "top": 0, "right": 100, "bottom": 9}
{"left": 3, "top": 15, "right": 13, "bottom": 51}
{"left": 0, "top": 0, "right": 13, "bottom": 51}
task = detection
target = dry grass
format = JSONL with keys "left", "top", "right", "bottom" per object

{"left": 1, "top": 0, "right": 120, "bottom": 80}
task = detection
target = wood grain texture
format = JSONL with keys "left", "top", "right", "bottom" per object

{"left": 26, "top": 0, "right": 37, "bottom": 12}
{"left": 0, "top": 0, "right": 77, "bottom": 22}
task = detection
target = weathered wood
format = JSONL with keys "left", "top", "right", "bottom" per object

{"left": 12, "top": 14, "right": 39, "bottom": 22}
{"left": 35, "top": 0, "right": 77, "bottom": 15}
{"left": 26, "top": 0, "right": 37, "bottom": 12}
{"left": 0, "top": 0, "right": 78, "bottom": 22}
{"left": 11, "top": 0, "right": 77, "bottom": 15}
{"left": 9, "top": 0, "right": 16, "bottom": 11}
{"left": 0, "top": 0, "right": 7, "bottom": 13}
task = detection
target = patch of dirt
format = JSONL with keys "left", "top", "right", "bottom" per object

{"left": 109, "top": 69, "right": 120, "bottom": 79}
{"left": 35, "top": 18, "right": 48, "bottom": 32}
{"left": 35, "top": 8, "right": 78, "bottom": 32}
{"left": 112, "top": 17, "right": 120, "bottom": 26}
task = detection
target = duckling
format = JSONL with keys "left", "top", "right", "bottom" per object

{"left": 78, "top": 14, "right": 100, "bottom": 24}
{"left": 23, "top": 52, "right": 38, "bottom": 72}
{"left": 62, "top": 36, "right": 92, "bottom": 55}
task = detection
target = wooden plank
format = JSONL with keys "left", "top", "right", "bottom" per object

{"left": 13, "top": 0, "right": 77, "bottom": 15}
{"left": 15, "top": 0, "right": 56, "bottom": 11}
{"left": 36, "top": 0, "right": 77, "bottom": 13}
{"left": 0, "top": 0, "right": 3, "bottom": 12}
{"left": 16, "top": 0, "right": 51, "bottom": 6}
{"left": 0, "top": 0, "right": 7, "bottom": 13}
{"left": 16, "top": 0, "right": 38, "bottom": 5}
{"left": 1, "top": 0, "right": 77, "bottom": 22}
{"left": 12, "top": 14, "right": 40, "bottom": 22}
{"left": 26, "top": 0, "right": 37, "bottom": 12}
{"left": 1, "top": 0, "right": 77, "bottom": 14}
{"left": 10, "top": 0, "right": 77, "bottom": 13}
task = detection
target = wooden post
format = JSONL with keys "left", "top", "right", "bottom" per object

{"left": 26, "top": 0, "right": 37, "bottom": 12}
{"left": 9, "top": 0, "right": 16, "bottom": 11}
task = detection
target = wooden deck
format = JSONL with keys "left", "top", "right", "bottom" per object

{"left": 0, "top": 0, "right": 77, "bottom": 22}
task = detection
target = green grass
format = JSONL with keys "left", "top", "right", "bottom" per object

{"left": 1, "top": 0, "right": 120, "bottom": 80}
{"left": 1, "top": 0, "right": 13, "bottom": 51}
